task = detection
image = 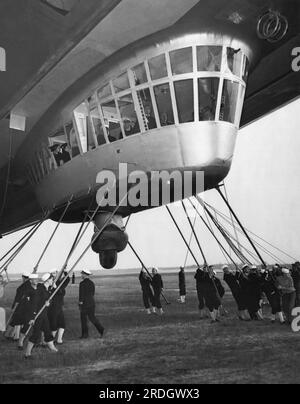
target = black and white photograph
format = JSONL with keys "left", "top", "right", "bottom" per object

{"left": 0, "top": 0, "right": 300, "bottom": 388}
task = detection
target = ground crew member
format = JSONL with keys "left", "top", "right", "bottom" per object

{"left": 260, "top": 268, "right": 284, "bottom": 324}
{"left": 211, "top": 268, "right": 226, "bottom": 317}
{"left": 18, "top": 274, "right": 39, "bottom": 350}
{"left": 79, "top": 270, "right": 104, "bottom": 339}
{"left": 24, "top": 273, "right": 58, "bottom": 358}
{"left": 48, "top": 271, "right": 70, "bottom": 344}
{"left": 223, "top": 266, "right": 249, "bottom": 320}
{"left": 138, "top": 268, "right": 155, "bottom": 314}
{"left": 151, "top": 267, "right": 164, "bottom": 315}
{"left": 5, "top": 272, "right": 31, "bottom": 341}
{"left": 0, "top": 273, "right": 8, "bottom": 332}
{"left": 291, "top": 262, "right": 300, "bottom": 307}
{"left": 178, "top": 267, "right": 186, "bottom": 304}
{"left": 194, "top": 267, "right": 206, "bottom": 319}
{"left": 249, "top": 266, "right": 264, "bottom": 320}
{"left": 276, "top": 268, "right": 296, "bottom": 324}
{"left": 212, "top": 269, "right": 225, "bottom": 300}
{"left": 199, "top": 266, "right": 222, "bottom": 323}
{"left": 238, "top": 265, "right": 262, "bottom": 320}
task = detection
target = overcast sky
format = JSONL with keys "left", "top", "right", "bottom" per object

{"left": 1, "top": 99, "right": 300, "bottom": 275}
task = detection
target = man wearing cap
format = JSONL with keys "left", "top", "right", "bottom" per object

{"left": 260, "top": 268, "right": 284, "bottom": 324}
{"left": 238, "top": 265, "right": 263, "bottom": 320}
{"left": 24, "top": 273, "right": 58, "bottom": 358}
{"left": 0, "top": 274, "right": 8, "bottom": 332}
{"left": 194, "top": 267, "right": 207, "bottom": 319}
{"left": 223, "top": 266, "right": 249, "bottom": 320}
{"left": 139, "top": 268, "right": 155, "bottom": 314}
{"left": 205, "top": 266, "right": 223, "bottom": 323}
{"left": 48, "top": 270, "right": 70, "bottom": 344}
{"left": 79, "top": 270, "right": 104, "bottom": 339}
{"left": 151, "top": 268, "right": 164, "bottom": 315}
{"left": 5, "top": 272, "right": 31, "bottom": 341}
{"left": 291, "top": 262, "right": 300, "bottom": 307}
{"left": 249, "top": 265, "right": 264, "bottom": 320}
{"left": 276, "top": 268, "right": 296, "bottom": 324}
{"left": 17, "top": 274, "right": 39, "bottom": 350}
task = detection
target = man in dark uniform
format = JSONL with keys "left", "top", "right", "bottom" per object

{"left": 18, "top": 274, "right": 39, "bottom": 350}
{"left": 5, "top": 272, "right": 31, "bottom": 341}
{"left": 238, "top": 265, "right": 263, "bottom": 320}
{"left": 199, "top": 266, "right": 222, "bottom": 323}
{"left": 139, "top": 268, "right": 155, "bottom": 314}
{"left": 194, "top": 267, "right": 207, "bottom": 318}
{"left": 24, "top": 273, "right": 58, "bottom": 358}
{"left": 291, "top": 262, "right": 300, "bottom": 307}
{"left": 178, "top": 267, "right": 186, "bottom": 304}
{"left": 151, "top": 267, "right": 164, "bottom": 315}
{"left": 249, "top": 265, "right": 264, "bottom": 320}
{"left": 79, "top": 269, "right": 104, "bottom": 339}
{"left": 260, "top": 268, "right": 284, "bottom": 324}
{"left": 48, "top": 271, "right": 70, "bottom": 344}
{"left": 223, "top": 266, "right": 249, "bottom": 320}
{"left": 211, "top": 268, "right": 226, "bottom": 317}
{"left": 212, "top": 269, "right": 225, "bottom": 300}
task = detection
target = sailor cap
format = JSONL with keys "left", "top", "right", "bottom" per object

{"left": 22, "top": 271, "right": 31, "bottom": 278}
{"left": 41, "top": 273, "right": 51, "bottom": 283}
{"left": 49, "top": 268, "right": 58, "bottom": 274}
{"left": 282, "top": 268, "right": 290, "bottom": 274}
{"left": 29, "top": 274, "right": 39, "bottom": 280}
{"left": 81, "top": 269, "right": 91, "bottom": 276}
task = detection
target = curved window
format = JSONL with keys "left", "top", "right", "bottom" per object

{"left": 197, "top": 46, "right": 222, "bottom": 72}
{"left": 74, "top": 102, "right": 97, "bottom": 152}
{"left": 198, "top": 78, "right": 219, "bottom": 121}
{"left": 137, "top": 88, "right": 157, "bottom": 131}
{"left": 89, "top": 95, "right": 106, "bottom": 146}
{"left": 117, "top": 93, "right": 140, "bottom": 136}
{"left": 154, "top": 83, "right": 175, "bottom": 126}
{"left": 170, "top": 47, "right": 193, "bottom": 75}
{"left": 148, "top": 54, "right": 168, "bottom": 81}
{"left": 227, "top": 48, "right": 242, "bottom": 77}
{"left": 65, "top": 122, "right": 80, "bottom": 158}
{"left": 219, "top": 80, "right": 239, "bottom": 124}
{"left": 101, "top": 100, "right": 122, "bottom": 143}
{"left": 132, "top": 63, "right": 147, "bottom": 86}
{"left": 174, "top": 80, "right": 194, "bottom": 123}
{"left": 113, "top": 72, "right": 130, "bottom": 93}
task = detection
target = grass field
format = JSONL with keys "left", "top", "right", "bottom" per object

{"left": 0, "top": 272, "right": 300, "bottom": 384}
